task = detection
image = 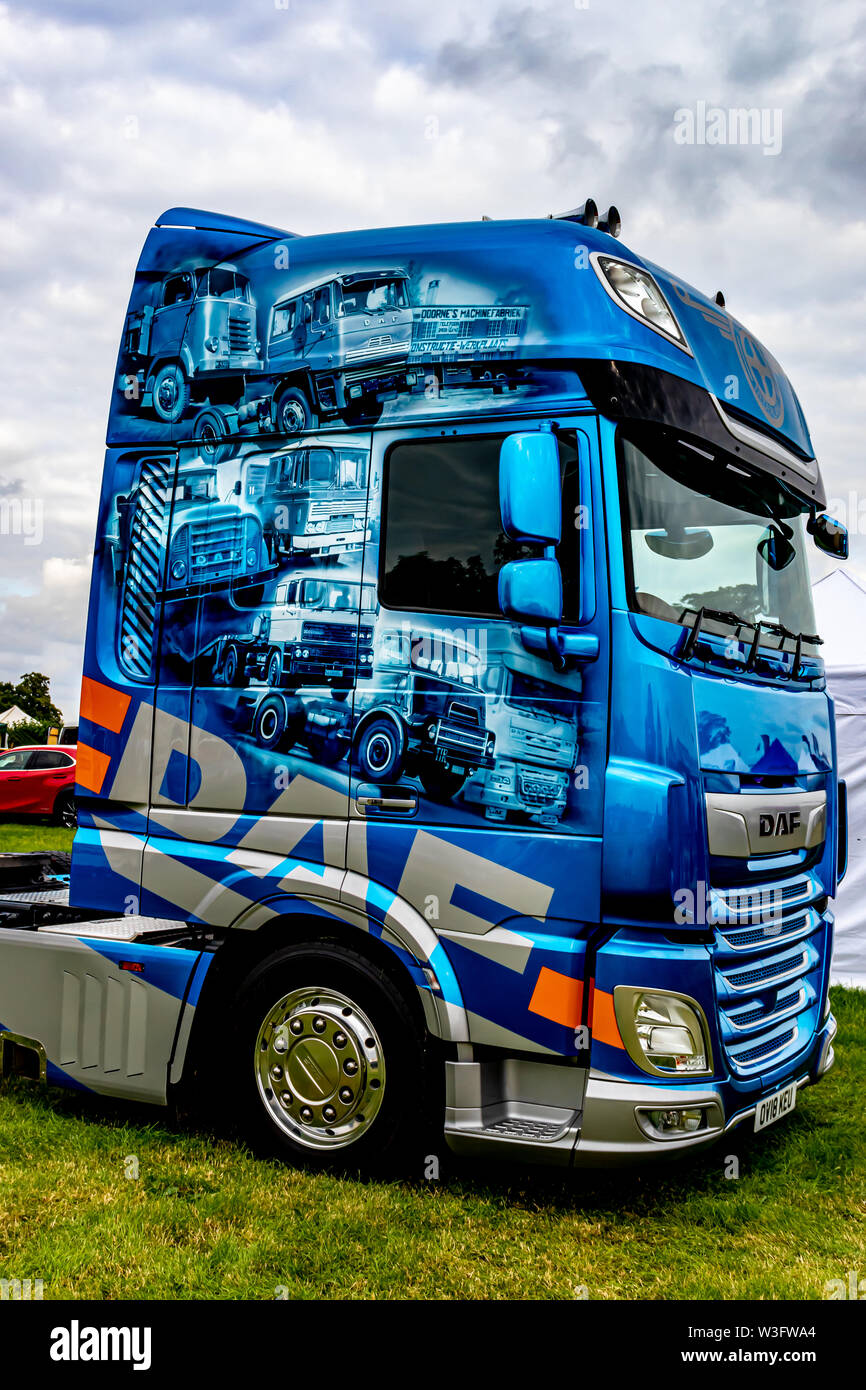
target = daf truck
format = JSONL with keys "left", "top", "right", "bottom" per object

{"left": 0, "top": 203, "right": 848, "bottom": 1172}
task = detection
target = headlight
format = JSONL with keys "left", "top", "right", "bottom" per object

{"left": 313, "top": 521, "right": 325, "bottom": 533}
{"left": 170, "top": 559, "right": 186, "bottom": 580}
{"left": 613, "top": 988, "right": 712, "bottom": 1077}
{"left": 591, "top": 254, "right": 690, "bottom": 352}
{"left": 204, "top": 336, "right": 219, "bottom": 353}
{"left": 254, "top": 339, "right": 262, "bottom": 357}
{"left": 246, "top": 546, "right": 257, "bottom": 567}
{"left": 353, "top": 516, "right": 365, "bottom": 529}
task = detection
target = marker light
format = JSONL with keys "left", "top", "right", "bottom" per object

{"left": 591, "top": 254, "right": 690, "bottom": 353}
{"left": 614, "top": 988, "right": 712, "bottom": 1077}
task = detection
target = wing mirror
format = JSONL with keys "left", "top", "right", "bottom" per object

{"left": 499, "top": 430, "right": 561, "bottom": 545}
{"left": 809, "top": 511, "right": 849, "bottom": 559}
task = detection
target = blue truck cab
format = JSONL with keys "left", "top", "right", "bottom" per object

{"left": 0, "top": 202, "right": 848, "bottom": 1170}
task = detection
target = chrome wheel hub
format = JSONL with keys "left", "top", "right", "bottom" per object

{"left": 255, "top": 986, "right": 385, "bottom": 1149}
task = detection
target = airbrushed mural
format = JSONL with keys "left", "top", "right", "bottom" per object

{"left": 109, "top": 227, "right": 586, "bottom": 450}
{"left": 105, "top": 433, "right": 599, "bottom": 837}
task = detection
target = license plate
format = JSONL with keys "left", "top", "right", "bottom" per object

{"left": 754, "top": 1080, "right": 797, "bottom": 1132}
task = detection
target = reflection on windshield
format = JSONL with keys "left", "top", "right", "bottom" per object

{"left": 620, "top": 432, "right": 818, "bottom": 642}
{"left": 301, "top": 581, "right": 376, "bottom": 611}
{"left": 337, "top": 278, "right": 409, "bottom": 315}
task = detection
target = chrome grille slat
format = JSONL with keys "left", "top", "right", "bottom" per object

{"left": 712, "top": 868, "right": 827, "bottom": 1077}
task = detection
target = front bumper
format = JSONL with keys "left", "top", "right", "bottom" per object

{"left": 572, "top": 1013, "right": 836, "bottom": 1167}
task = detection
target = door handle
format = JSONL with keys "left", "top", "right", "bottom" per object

{"left": 356, "top": 793, "right": 418, "bottom": 814}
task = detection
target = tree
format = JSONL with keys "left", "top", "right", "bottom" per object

{"left": 0, "top": 671, "right": 63, "bottom": 731}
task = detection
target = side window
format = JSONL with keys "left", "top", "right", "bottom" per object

{"left": 272, "top": 302, "right": 296, "bottom": 337}
{"left": 313, "top": 287, "right": 331, "bottom": 324}
{"left": 29, "top": 751, "right": 74, "bottom": 769}
{"left": 162, "top": 274, "right": 193, "bottom": 307}
{"left": 379, "top": 433, "right": 581, "bottom": 619}
{"left": 0, "top": 750, "right": 31, "bottom": 771}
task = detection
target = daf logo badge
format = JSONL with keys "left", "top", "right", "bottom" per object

{"left": 759, "top": 810, "right": 801, "bottom": 837}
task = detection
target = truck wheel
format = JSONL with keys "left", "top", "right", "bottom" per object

{"left": 266, "top": 649, "right": 284, "bottom": 688}
{"left": 151, "top": 362, "right": 190, "bottom": 423}
{"left": 193, "top": 406, "right": 238, "bottom": 463}
{"left": 357, "top": 718, "right": 404, "bottom": 782}
{"left": 231, "top": 940, "right": 430, "bottom": 1170}
{"left": 223, "top": 643, "right": 248, "bottom": 688}
{"left": 54, "top": 790, "right": 77, "bottom": 829}
{"left": 419, "top": 765, "right": 466, "bottom": 803}
{"left": 273, "top": 386, "right": 314, "bottom": 436}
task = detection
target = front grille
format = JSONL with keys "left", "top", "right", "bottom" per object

{"left": 713, "top": 870, "right": 827, "bottom": 1076}
{"left": 436, "top": 722, "right": 488, "bottom": 758}
{"left": 518, "top": 767, "right": 563, "bottom": 807}
{"left": 228, "top": 314, "right": 251, "bottom": 351}
{"left": 188, "top": 514, "right": 244, "bottom": 579}
{"left": 301, "top": 621, "right": 355, "bottom": 642}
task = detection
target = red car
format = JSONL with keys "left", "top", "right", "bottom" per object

{"left": 0, "top": 744, "right": 77, "bottom": 827}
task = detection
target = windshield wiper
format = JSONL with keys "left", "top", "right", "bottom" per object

{"left": 678, "top": 605, "right": 752, "bottom": 660}
{"left": 679, "top": 606, "right": 822, "bottom": 678}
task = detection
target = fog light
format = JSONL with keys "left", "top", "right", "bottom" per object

{"left": 614, "top": 987, "right": 712, "bottom": 1077}
{"left": 636, "top": 1105, "right": 716, "bottom": 1141}
{"left": 349, "top": 385, "right": 363, "bottom": 399}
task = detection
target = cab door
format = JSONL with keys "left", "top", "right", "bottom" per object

{"left": 346, "top": 417, "right": 610, "bottom": 1058}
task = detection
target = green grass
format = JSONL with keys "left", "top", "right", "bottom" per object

{"left": 0, "top": 987, "right": 863, "bottom": 1301}
{"left": 0, "top": 822, "right": 74, "bottom": 853}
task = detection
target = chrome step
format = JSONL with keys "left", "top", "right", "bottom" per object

{"left": 38, "top": 916, "right": 190, "bottom": 942}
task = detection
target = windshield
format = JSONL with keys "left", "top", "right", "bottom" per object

{"left": 619, "top": 430, "right": 818, "bottom": 645}
{"left": 336, "top": 277, "right": 409, "bottom": 315}
{"left": 175, "top": 471, "right": 216, "bottom": 503}
{"left": 300, "top": 580, "right": 376, "bottom": 611}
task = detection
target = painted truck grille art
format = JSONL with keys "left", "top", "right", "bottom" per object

{"left": 118, "top": 456, "right": 172, "bottom": 680}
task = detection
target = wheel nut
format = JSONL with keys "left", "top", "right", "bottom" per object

{"left": 312, "top": 1016, "right": 326, "bottom": 1034}
{"left": 290, "top": 1018, "right": 304, "bottom": 1035}
{"left": 339, "top": 1087, "right": 353, "bottom": 1103}
{"left": 343, "top": 1059, "right": 358, "bottom": 1076}
{"left": 300, "top": 1106, "right": 313, "bottom": 1122}
{"left": 270, "top": 1066, "right": 283, "bottom": 1081}
{"left": 273, "top": 1032, "right": 288, "bottom": 1054}
{"left": 333, "top": 1032, "right": 347, "bottom": 1048}
{"left": 281, "top": 1092, "right": 293, "bottom": 1107}
{"left": 322, "top": 1106, "right": 336, "bottom": 1122}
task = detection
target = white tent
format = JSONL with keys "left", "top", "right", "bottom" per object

{"left": 812, "top": 569, "right": 866, "bottom": 989}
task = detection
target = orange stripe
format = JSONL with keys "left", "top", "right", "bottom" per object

{"left": 590, "top": 986, "right": 625, "bottom": 1050}
{"left": 75, "top": 742, "right": 111, "bottom": 795}
{"left": 528, "top": 966, "right": 584, "bottom": 1029}
{"left": 79, "top": 676, "right": 130, "bottom": 734}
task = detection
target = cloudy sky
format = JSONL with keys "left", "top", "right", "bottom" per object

{"left": 0, "top": 0, "right": 863, "bottom": 719}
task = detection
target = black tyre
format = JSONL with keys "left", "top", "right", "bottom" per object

{"left": 223, "top": 643, "right": 248, "bottom": 688}
{"left": 356, "top": 717, "right": 404, "bottom": 781}
{"left": 54, "top": 789, "right": 77, "bottom": 829}
{"left": 253, "top": 693, "right": 302, "bottom": 752}
{"left": 231, "top": 940, "right": 431, "bottom": 1171}
{"left": 193, "top": 406, "right": 238, "bottom": 464}
{"left": 273, "top": 386, "right": 314, "bottom": 435}
{"left": 419, "top": 764, "right": 466, "bottom": 803}
{"left": 266, "top": 649, "right": 284, "bottom": 688}
{"left": 151, "top": 362, "right": 191, "bottom": 423}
